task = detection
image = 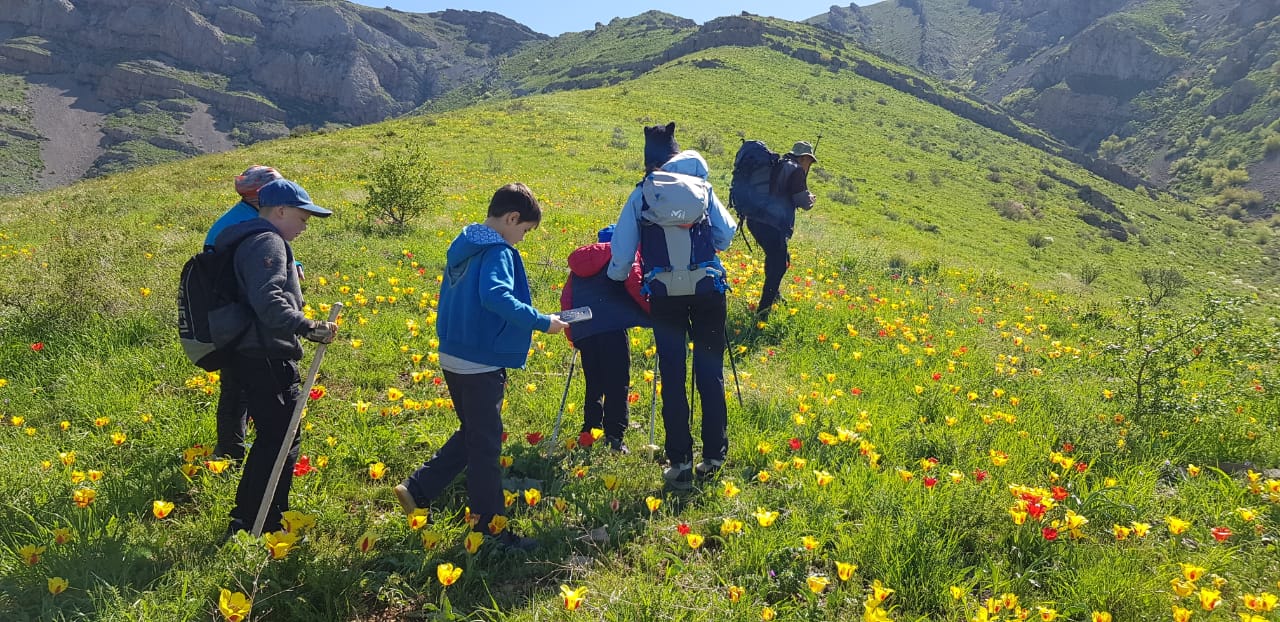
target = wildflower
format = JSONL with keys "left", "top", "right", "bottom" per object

{"left": 807, "top": 575, "right": 830, "bottom": 593}
{"left": 263, "top": 530, "right": 298, "bottom": 560}
{"left": 728, "top": 585, "right": 745, "bottom": 602}
{"left": 421, "top": 530, "right": 442, "bottom": 549}
{"left": 19, "top": 544, "right": 45, "bottom": 565}
{"left": 181, "top": 463, "right": 200, "bottom": 477}
{"left": 1210, "top": 526, "right": 1231, "bottom": 542}
{"left": 1199, "top": 587, "right": 1221, "bottom": 611}
{"left": 280, "top": 511, "right": 315, "bottom": 534}
{"left": 437, "top": 562, "right": 463, "bottom": 587}
{"left": 293, "top": 455, "right": 314, "bottom": 476}
{"left": 989, "top": 449, "right": 1009, "bottom": 466}
{"left": 720, "top": 518, "right": 744, "bottom": 536}
{"left": 219, "top": 589, "right": 252, "bottom": 622}
{"left": 464, "top": 531, "right": 483, "bottom": 554}
{"left": 560, "top": 584, "right": 587, "bottom": 610}
{"left": 408, "top": 509, "right": 430, "bottom": 530}
{"left": 1166, "top": 516, "right": 1190, "bottom": 535}
{"left": 1181, "top": 563, "right": 1207, "bottom": 582}
{"left": 923, "top": 476, "right": 938, "bottom": 490}
{"left": 645, "top": 496, "right": 662, "bottom": 513}
{"left": 753, "top": 507, "right": 779, "bottom": 527}
{"left": 837, "top": 561, "right": 857, "bottom": 581}
{"left": 1042, "top": 526, "right": 1058, "bottom": 541}
{"left": 524, "top": 488, "right": 542, "bottom": 507}
{"left": 59, "top": 451, "right": 76, "bottom": 466}
{"left": 48, "top": 576, "right": 68, "bottom": 595}
{"left": 356, "top": 532, "right": 377, "bottom": 554}
{"left": 1237, "top": 507, "right": 1257, "bottom": 522}
{"left": 723, "top": 480, "right": 741, "bottom": 497}
{"left": 368, "top": 462, "right": 387, "bottom": 480}
{"left": 686, "top": 533, "right": 704, "bottom": 549}
{"left": 52, "top": 528, "right": 74, "bottom": 545}
{"left": 72, "top": 488, "right": 96, "bottom": 508}
{"left": 814, "top": 470, "right": 834, "bottom": 486}
{"left": 152, "top": 500, "right": 175, "bottom": 519}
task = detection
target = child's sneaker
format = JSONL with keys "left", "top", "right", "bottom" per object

{"left": 694, "top": 459, "right": 724, "bottom": 480}
{"left": 606, "top": 436, "right": 630, "bottom": 454}
{"left": 663, "top": 462, "right": 693, "bottom": 490}
{"left": 393, "top": 484, "right": 417, "bottom": 516}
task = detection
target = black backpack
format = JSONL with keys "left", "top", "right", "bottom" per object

{"left": 728, "top": 140, "right": 792, "bottom": 224}
{"left": 177, "top": 242, "right": 247, "bottom": 371}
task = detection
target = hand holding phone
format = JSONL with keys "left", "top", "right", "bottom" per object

{"left": 558, "top": 306, "right": 593, "bottom": 324}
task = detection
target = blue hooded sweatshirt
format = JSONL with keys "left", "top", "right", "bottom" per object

{"left": 436, "top": 223, "right": 552, "bottom": 369}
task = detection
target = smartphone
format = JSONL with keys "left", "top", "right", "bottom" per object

{"left": 558, "top": 306, "right": 593, "bottom": 324}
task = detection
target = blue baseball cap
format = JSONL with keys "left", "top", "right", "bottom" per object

{"left": 256, "top": 179, "right": 332, "bottom": 217}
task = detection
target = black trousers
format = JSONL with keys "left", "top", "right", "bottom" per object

{"left": 747, "top": 219, "right": 790, "bottom": 314}
{"left": 214, "top": 371, "right": 249, "bottom": 459}
{"left": 576, "top": 330, "right": 631, "bottom": 440}
{"left": 404, "top": 369, "right": 507, "bottom": 530}
{"left": 650, "top": 292, "right": 728, "bottom": 465}
{"left": 226, "top": 356, "right": 301, "bottom": 533}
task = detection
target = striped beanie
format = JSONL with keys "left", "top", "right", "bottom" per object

{"left": 234, "top": 165, "right": 283, "bottom": 206}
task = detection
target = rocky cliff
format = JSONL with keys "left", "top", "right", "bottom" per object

{"left": 0, "top": 0, "right": 545, "bottom": 191}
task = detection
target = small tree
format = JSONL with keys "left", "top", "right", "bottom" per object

{"left": 365, "top": 145, "right": 440, "bottom": 229}
{"left": 1137, "top": 267, "right": 1188, "bottom": 306}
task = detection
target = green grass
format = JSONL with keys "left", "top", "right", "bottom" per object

{"left": 0, "top": 43, "right": 1278, "bottom": 621}
{"left": 0, "top": 73, "right": 41, "bottom": 196}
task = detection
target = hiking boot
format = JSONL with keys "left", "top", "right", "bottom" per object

{"left": 695, "top": 459, "right": 724, "bottom": 481}
{"left": 212, "top": 444, "right": 245, "bottom": 461}
{"left": 663, "top": 462, "right": 693, "bottom": 490}
{"left": 393, "top": 484, "right": 417, "bottom": 516}
{"left": 605, "top": 436, "right": 630, "bottom": 454}
{"left": 492, "top": 530, "right": 538, "bottom": 553}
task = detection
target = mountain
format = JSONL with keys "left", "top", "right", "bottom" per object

{"left": 808, "top": 0, "right": 1280, "bottom": 215}
{"left": 0, "top": 0, "right": 544, "bottom": 195}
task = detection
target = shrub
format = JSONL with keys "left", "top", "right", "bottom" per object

{"left": 1173, "top": 204, "right": 1197, "bottom": 220}
{"left": 1216, "top": 187, "right": 1265, "bottom": 210}
{"left": 992, "top": 199, "right": 1029, "bottom": 221}
{"left": 694, "top": 132, "right": 723, "bottom": 156}
{"left": 364, "top": 144, "right": 441, "bottom": 229}
{"left": 609, "top": 127, "right": 629, "bottom": 150}
{"left": 1026, "top": 232, "right": 1053, "bottom": 249}
{"left": 1137, "top": 267, "right": 1188, "bottom": 306}
{"left": 1078, "top": 261, "right": 1103, "bottom": 285}
{"left": 1265, "top": 133, "right": 1280, "bottom": 156}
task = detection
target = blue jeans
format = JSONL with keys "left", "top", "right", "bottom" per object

{"left": 650, "top": 292, "right": 727, "bottom": 465}
{"left": 403, "top": 369, "right": 507, "bottom": 530}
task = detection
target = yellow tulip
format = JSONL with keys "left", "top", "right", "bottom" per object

{"left": 152, "top": 500, "right": 175, "bottom": 519}
{"left": 218, "top": 589, "right": 252, "bottom": 622}
{"left": 47, "top": 576, "right": 68, "bottom": 595}
{"left": 437, "top": 562, "right": 462, "bottom": 587}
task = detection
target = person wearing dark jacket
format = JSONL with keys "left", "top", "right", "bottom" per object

{"left": 206, "top": 165, "right": 283, "bottom": 460}
{"left": 560, "top": 225, "right": 650, "bottom": 453}
{"left": 747, "top": 141, "right": 817, "bottom": 320}
{"left": 213, "top": 179, "right": 336, "bottom": 538}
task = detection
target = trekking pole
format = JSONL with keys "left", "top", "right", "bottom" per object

{"left": 813, "top": 131, "right": 823, "bottom": 157}
{"left": 725, "top": 321, "right": 744, "bottom": 408}
{"left": 252, "top": 302, "right": 342, "bottom": 537}
{"left": 549, "top": 349, "right": 578, "bottom": 447}
{"left": 644, "top": 352, "right": 660, "bottom": 459}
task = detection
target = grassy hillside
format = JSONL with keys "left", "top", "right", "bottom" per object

{"left": 0, "top": 44, "right": 1277, "bottom": 621}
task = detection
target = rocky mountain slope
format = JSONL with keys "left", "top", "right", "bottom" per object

{"left": 0, "top": 0, "right": 543, "bottom": 195}
{"left": 809, "top": 0, "right": 1280, "bottom": 213}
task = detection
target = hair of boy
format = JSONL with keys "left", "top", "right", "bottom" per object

{"left": 487, "top": 182, "right": 541, "bottom": 224}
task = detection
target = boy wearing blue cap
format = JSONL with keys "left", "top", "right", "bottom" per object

{"left": 560, "top": 225, "right": 651, "bottom": 452}
{"left": 213, "top": 178, "right": 337, "bottom": 538}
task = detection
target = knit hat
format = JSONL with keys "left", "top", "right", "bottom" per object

{"left": 234, "top": 165, "right": 282, "bottom": 206}
{"left": 597, "top": 224, "right": 615, "bottom": 243}
{"left": 643, "top": 122, "right": 679, "bottom": 169}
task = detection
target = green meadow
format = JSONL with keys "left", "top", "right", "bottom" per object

{"left": 0, "top": 44, "right": 1277, "bottom": 621}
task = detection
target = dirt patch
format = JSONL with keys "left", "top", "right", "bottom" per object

{"left": 183, "top": 101, "right": 233, "bottom": 154}
{"left": 28, "top": 76, "right": 107, "bottom": 191}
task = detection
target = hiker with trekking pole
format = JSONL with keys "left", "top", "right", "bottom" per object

{"left": 553, "top": 224, "right": 651, "bottom": 452}
{"left": 208, "top": 179, "right": 338, "bottom": 540}
{"left": 607, "top": 122, "right": 736, "bottom": 490}
{"left": 729, "top": 136, "right": 819, "bottom": 321}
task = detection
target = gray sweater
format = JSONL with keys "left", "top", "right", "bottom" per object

{"left": 214, "top": 219, "right": 309, "bottom": 360}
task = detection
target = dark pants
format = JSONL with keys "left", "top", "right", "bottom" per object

{"left": 747, "top": 219, "right": 790, "bottom": 315}
{"left": 403, "top": 369, "right": 506, "bottom": 531}
{"left": 214, "top": 371, "right": 249, "bottom": 459}
{"left": 650, "top": 292, "right": 727, "bottom": 465}
{"left": 226, "top": 356, "right": 301, "bottom": 533}
{"left": 576, "top": 330, "right": 631, "bottom": 440}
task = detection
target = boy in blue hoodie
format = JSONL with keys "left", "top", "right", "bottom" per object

{"left": 395, "top": 183, "right": 568, "bottom": 549}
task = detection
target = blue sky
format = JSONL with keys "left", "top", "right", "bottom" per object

{"left": 355, "top": 1, "right": 876, "bottom": 36}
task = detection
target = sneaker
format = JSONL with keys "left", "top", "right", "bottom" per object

{"left": 393, "top": 484, "right": 417, "bottom": 516}
{"left": 605, "top": 436, "right": 630, "bottom": 454}
{"left": 695, "top": 459, "right": 724, "bottom": 480}
{"left": 663, "top": 462, "right": 693, "bottom": 490}
{"left": 492, "top": 530, "right": 538, "bottom": 553}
